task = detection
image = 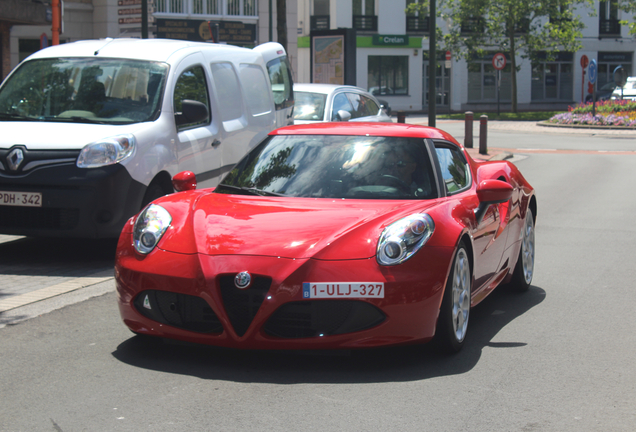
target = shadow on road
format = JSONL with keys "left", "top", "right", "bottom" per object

{"left": 0, "top": 237, "right": 117, "bottom": 296}
{"left": 112, "top": 285, "right": 545, "bottom": 383}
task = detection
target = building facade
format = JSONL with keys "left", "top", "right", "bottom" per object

{"left": 297, "top": 0, "right": 636, "bottom": 112}
{"left": 3, "top": 0, "right": 297, "bottom": 81}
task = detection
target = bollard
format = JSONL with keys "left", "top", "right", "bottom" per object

{"left": 479, "top": 115, "right": 488, "bottom": 155}
{"left": 397, "top": 110, "right": 406, "bottom": 123}
{"left": 464, "top": 111, "right": 473, "bottom": 148}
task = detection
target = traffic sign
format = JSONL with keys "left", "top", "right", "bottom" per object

{"left": 588, "top": 59, "right": 597, "bottom": 84}
{"left": 580, "top": 55, "right": 589, "bottom": 69}
{"left": 492, "top": 53, "right": 506, "bottom": 70}
{"left": 445, "top": 51, "right": 451, "bottom": 61}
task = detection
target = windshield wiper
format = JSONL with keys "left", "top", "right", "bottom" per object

{"left": 56, "top": 116, "right": 110, "bottom": 124}
{"left": 216, "top": 184, "right": 287, "bottom": 197}
{"left": 0, "top": 112, "right": 34, "bottom": 121}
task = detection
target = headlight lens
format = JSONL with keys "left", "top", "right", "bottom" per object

{"left": 133, "top": 204, "right": 172, "bottom": 255}
{"left": 77, "top": 134, "right": 135, "bottom": 168}
{"left": 377, "top": 214, "right": 435, "bottom": 266}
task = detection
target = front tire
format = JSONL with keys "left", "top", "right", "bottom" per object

{"left": 435, "top": 242, "right": 471, "bottom": 353}
{"left": 508, "top": 208, "right": 535, "bottom": 292}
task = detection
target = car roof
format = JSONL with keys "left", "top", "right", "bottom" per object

{"left": 270, "top": 122, "right": 460, "bottom": 142}
{"left": 293, "top": 83, "right": 369, "bottom": 95}
{"left": 25, "top": 38, "right": 247, "bottom": 63}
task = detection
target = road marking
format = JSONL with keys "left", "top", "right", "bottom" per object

{"left": 0, "top": 274, "right": 113, "bottom": 313}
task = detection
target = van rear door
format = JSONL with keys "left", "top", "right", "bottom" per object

{"left": 253, "top": 43, "right": 294, "bottom": 127}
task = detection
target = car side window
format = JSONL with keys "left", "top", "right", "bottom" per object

{"left": 331, "top": 93, "right": 354, "bottom": 120}
{"left": 435, "top": 145, "right": 470, "bottom": 194}
{"left": 173, "top": 66, "right": 210, "bottom": 129}
{"left": 346, "top": 93, "right": 379, "bottom": 118}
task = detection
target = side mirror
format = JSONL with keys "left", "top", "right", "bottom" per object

{"left": 477, "top": 179, "right": 513, "bottom": 204}
{"left": 475, "top": 179, "right": 513, "bottom": 224}
{"left": 175, "top": 99, "right": 209, "bottom": 127}
{"left": 172, "top": 171, "right": 197, "bottom": 192}
{"left": 335, "top": 110, "right": 352, "bottom": 122}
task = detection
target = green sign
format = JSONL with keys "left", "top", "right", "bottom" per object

{"left": 372, "top": 34, "right": 408, "bottom": 46}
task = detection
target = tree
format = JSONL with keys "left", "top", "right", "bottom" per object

{"left": 615, "top": 0, "right": 636, "bottom": 35}
{"left": 407, "top": 0, "right": 593, "bottom": 112}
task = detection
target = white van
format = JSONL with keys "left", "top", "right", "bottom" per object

{"left": 0, "top": 38, "right": 294, "bottom": 238}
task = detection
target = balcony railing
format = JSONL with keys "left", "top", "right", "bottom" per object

{"left": 155, "top": 0, "right": 257, "bottom": 17}
{"left": 406, "top": 16, "right": 429, "bottom": 33}
{"left": 461, "top": 17, "right": 485, "bottom": 34}
{"left": 310, "top": 15, "right": 330, "bottom": 31}
{"left": 353, "top": 15, "right": 378, "bottom": 32}
{"left": 599, "top": 19, "right": 621, "bottom": 35}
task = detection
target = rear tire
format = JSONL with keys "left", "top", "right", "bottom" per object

{"left": 508, "top": 208, "right": 535, "bottom": 292}
{"left": 435, "top": 242, "right": 471, "bottom": 354}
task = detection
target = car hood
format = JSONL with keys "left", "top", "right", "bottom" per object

{"left": 0, "top": 121, "right": 145, "bottom": 150}
{"left": 160, "top": 192, "right": 438, "bottom": 260}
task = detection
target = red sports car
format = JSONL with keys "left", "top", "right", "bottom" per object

{"left": 115, "top": 122, "right": 536, "bottom": 353}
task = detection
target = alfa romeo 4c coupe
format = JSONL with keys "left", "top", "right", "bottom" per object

{"left": 115, "top": 122, "right": 536, "bottom": 353}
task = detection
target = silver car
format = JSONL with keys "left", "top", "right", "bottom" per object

{"left": 293, "top": 83, "right": 392, "bottom": 124}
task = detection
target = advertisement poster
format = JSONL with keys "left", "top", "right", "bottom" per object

{"left": 312, "top": 35, "right": 344, "bottom": 85}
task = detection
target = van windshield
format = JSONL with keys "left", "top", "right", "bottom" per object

{"left": 0, "top": 58, "right": 169, "bottom": 124}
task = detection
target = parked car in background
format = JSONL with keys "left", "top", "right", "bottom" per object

{"left": 115, "top": 122, "right": 537, "bottom": 353}
{"left": 0, "top": 38, "right": 293, "bottom": 238}
{"left": 293, "top": 84, "right": 392, "bottom": 124}
{"left": 611, "top": 76, "right": 636, "bottom": 101}
{"left": 585, "top": 82, "right": 617, "bottom": 102}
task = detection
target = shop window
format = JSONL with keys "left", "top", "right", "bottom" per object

{"left": 467, "top": 55, "right": 512, "bottom": 102}
{"left": 531, "top": 53, "right": 573, "bottom": 101}
{"left": 368, "top": 56, "right": 409, "bottom": 96}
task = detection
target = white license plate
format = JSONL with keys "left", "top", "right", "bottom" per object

{"left": 0, "top": 191, "right": 42, "bottom": 207}
{"left": 303, "top": 282, "right": 384, "bottom": 299}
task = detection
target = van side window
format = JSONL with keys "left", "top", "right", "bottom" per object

{"left": 210, "top": 62, "right": 243, "bottom": 122}
{"left": 266, "top": 56, "right": 294, "bottom": 110}
{"left": 239, "top": 64, "right": 272, "bottom": 116}
{"left": 435, "top": 145, "right": 471, "bottom": 194}
{"left": 174, "top": 66, "right": 210, "bottom": 129}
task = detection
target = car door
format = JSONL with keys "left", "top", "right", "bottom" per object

{"left": 434, "top": 143, "right": 507, "bottom": 292}
{"left": 173, "top": 54, "right": 222, "bottom": 188}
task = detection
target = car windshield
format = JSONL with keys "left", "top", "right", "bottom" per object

{"left": 217, "top": 135, "right": 438, "bottom": 199}
{"left": 293, "top": 92, "right": 327, "bottom": 121}
{"left": 0, "top": 57, "right": 169, "bottom": 124}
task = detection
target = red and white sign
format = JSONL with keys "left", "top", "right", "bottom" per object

{"left": 445, "top": 51, "right": 451, "bottom": 61}
{"left": 492, "top": 53, "right": 506, "bottom": 70}
{"left": 580, "top": 55, "right": 589, "bottom": 69}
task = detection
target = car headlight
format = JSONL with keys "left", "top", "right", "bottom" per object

{"left": 77, "top": 134, "right": 135, "bottom": 168}
{"left": 377, "top": 214, "right": 435, "bottom": 266}
{"left": 133, "top": 204, "right": 172, "bottom": 255}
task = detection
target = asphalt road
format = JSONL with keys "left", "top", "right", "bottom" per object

{"left": 1, "top": 124, "right": 635, "bottom": 431}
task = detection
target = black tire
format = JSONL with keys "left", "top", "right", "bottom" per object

{"left": 508, "top": 208, "right": 535, "bottom": 292}
{"left": 435, "top": 242, "right": 471, "bottom": 354}
{"left": 141, "top": 181, "right": 168, "bottom": 209}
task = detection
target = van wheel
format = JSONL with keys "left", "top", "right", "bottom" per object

{"left": 141, "top": 182, "right": 168, "bottom": 208}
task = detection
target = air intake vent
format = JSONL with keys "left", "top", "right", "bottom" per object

{"left": 263, "top": 300, "right": 385, "bottom": 338}
{"left": 219, "top": 275, "right": 271, "bottom": 337}
{"left": 134, "top": 290, "right": 223, "bottom": 334}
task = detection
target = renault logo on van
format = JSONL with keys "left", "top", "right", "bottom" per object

{"left": 7, "top": 148, "right": 24, "bottom": 171}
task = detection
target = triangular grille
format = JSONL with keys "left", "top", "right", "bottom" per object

{"left": 219, "top": 275, "right": 271, "bottom": 337}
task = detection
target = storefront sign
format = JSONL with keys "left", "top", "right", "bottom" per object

{"left": 372, "top": 35, "right": 408, "bottom": 46}
{"left": 156, "top": 19, "right": 256, "bottom": 44}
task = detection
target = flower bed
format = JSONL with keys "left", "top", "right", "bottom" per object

{"left": 547, "top": 100, "right": 636, "bottom": 127}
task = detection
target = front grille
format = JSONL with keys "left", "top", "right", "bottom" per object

{"left": 134, "top": 290, "right": 223, "bottom": 334}
{"left": 219, "top": 275, "right": 271, "bottom": 337}
{"left": 0, "top": 206, "right": 79, "bottom": 230}
{"left": 263, "top": 301, "right": 386, "bottom": 339}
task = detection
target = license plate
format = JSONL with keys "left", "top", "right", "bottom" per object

{"left": 0, "top": 191, "right": 42, "bottom": 207}
{"left": 303, "top": 282, "right": 384, "bottom": 299}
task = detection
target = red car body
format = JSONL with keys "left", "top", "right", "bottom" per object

{"left": 115, "top": 123, "right": 536, "bottom": 351}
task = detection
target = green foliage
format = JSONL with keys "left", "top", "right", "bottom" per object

{"left": 406, "top": 0, "right": 594, "bottom": 112}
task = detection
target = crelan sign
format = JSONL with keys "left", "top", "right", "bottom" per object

{"left": 372, "top": 35, "right": 408, "bottom": 46}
